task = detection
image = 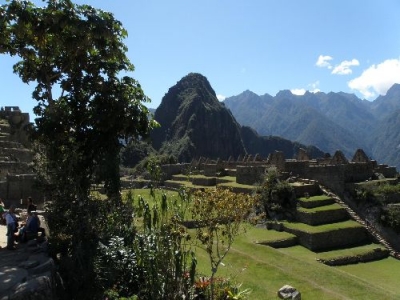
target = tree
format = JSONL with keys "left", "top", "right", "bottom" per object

{"left": 191, "top": 187, "right": 255, "bottom": 299}
{"left": 0, "top": 0, "right": 157, "bottom": 297}
{"left": 257, "top": 170, "right": 296, "bottom": 221}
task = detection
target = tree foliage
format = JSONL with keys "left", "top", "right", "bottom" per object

{"left": 257, "top": 170, "right": 296, "bottom": 220}
{"left": 0, "top": 0, "right": 156, "bottom": 298}
{"left": 0, "top": 0, "right": 157, "bottom": 197}
{"left": 191, "top": 187, "right": 255, "bottom": 299}
{"left": 96, "top": 189, "right": 197, "bottom": 299}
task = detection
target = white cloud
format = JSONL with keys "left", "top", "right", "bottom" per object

{"left": 291, "top": 88, "right": 306, "bottom": 95}
{"left": 348, "top": 58, "right": 400, "bottom": 99}
{"left": 217, "top": 94, "right": 226, "bottom": 101}
{"left": 316, "top": 55, "right": 333, "bottom": 69}
{"left": 332, "top": 59, "right": 360, "bottom": 75}
{"left": 291, "top": 81, "right": 320, "bottom": 95}
{"left": 308, "top": 81, "right": 320, "bottom": 93}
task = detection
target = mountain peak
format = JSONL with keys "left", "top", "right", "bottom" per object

{"left": 275, "top": 90, "right": 294, "bottom": 98}
{"left": 384, "top": 83, "right": 400, "bottom": 97}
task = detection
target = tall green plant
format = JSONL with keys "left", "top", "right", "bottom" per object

{"left": 97, "top": 189, "right": 197, "bottom": 299}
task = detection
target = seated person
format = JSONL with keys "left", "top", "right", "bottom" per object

{"left": 19, "top": 211, "right": 45, "bottom": 242}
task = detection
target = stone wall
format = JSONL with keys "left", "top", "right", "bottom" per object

{"left": 284, "top": 225, "right": 370, "bottom": 251}
{"left": 318, "top": 248, "right": 390, "bottom": 266}
{"left": 0, "top": 174, "right": 43, "bottom": 208}
{"left": 192, "top": 176, "right": 216, "bottom": 186}
{"left": 0, "top": 108, "right": 42, "bottom": 205}
{"left": 1, "top": 147, "right": 33, "bottom": 163}
{"left": 161, "top": 163, "right": 191, "bottom": 180}
{"left": 375, "top": 164, "right": 398, "bottom": 178}
{"left": 306, "top": 165, "right": 346, "bottom": 194}
{"left": 291, "top": 181, "right": 321, "bottom": 198}
{"left": 344, "top": 162, "right": 374, "bottom": 182}
{"left": 236, "top": 165, "right": 266, "bottom": 185}
{"left": 0, "top": 106, "right": 31, "bottom": 148}
{"left": 0, "top": 162, "right": 33, "bottom": 179}
{"left": 203, "top": 164, "right": 217, "bottom": 177}
{"left": 296, "top": 208, "right": 349, "bottom": 226}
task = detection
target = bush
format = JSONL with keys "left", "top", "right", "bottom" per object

{"left": 257, "top": 171, "right": 296, "bottom": 221}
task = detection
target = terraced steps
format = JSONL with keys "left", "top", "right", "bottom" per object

{"left": 257, "top": 188, "right": 395, "bottom": 266}
{"left": 283, "top": 220, "right": 369, "bottom": 251}
{"left": 297, "top": 203, "right": 349, "bottom": 225}
{"left": 255, "top": 231, "right": 298, "bottom": 248}
{"left": 316, "top": 244, "right": 389, "bottom": 266}
{"left": 297, "top": 195, "right": 335, "bottom": 208}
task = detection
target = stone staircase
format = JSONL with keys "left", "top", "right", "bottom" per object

{"left": 265, "top": 184, "right": 392, "bottom": 266}
{"left": 319, "top": 185, "right": 400, "bottom": 260}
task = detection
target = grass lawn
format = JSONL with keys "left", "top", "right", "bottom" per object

{"left": 116, "top": 188, "right": 400, "bottom": 299}
{"left": 197, "top": 227, "right": 400, "bottom": 299}
{"left": 283, "top": 220, "right": 363, "bottom": 233}
{"left": 316, "top": 243, "right": 386, "bottom": 261}
{"left": 166, "top": 174, "right": 256, "bottom": 193}
{"left": 297, "top": 203, "right": 344, "bottom": 213}
{"left": 297, "top": 195, "right": 332, "bottom": 202}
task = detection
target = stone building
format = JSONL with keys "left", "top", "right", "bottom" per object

{"left": 0, "top": 107, "right": 42, "bottom": 207}
{"left": 162, "top": 148, "right": 398, "bottom": 196}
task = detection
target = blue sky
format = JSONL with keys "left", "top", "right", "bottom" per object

{"left": 1, "top": 0, "right": 400, "bottom": 118}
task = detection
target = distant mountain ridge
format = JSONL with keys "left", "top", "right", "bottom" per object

{"left": 150, "top": 73, "right": 324, "bottom": 162}
{"left": 223, "top": 83, "right": 400, "bottom": 169}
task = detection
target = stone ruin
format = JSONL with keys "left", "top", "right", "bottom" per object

{"left": 161, "top": 147, "right": 398, "bottom": 195}
{"left": 0, "top": 107, "right": 43, "bottom": 207}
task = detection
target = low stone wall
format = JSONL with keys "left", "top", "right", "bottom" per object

{"left": 297, "top": 197, "right": 335, "bottom": 209}
{"left": 296, "top": 208, "right": 349, "bottom": 225}
{"left": 292, "top": 183, "right": 321, "bottom": 198}
{"left": 256, "top": 236, "right": 298, "bottom": 248}
{"left": 161, "top": 163, "right": 191, "bottom": 180}
{"left": 203, "top": 164, "right": 220, "bottom": 177}
{"left": 192, "top": 177, "right": 216, "bottom": 186}
{"left": 284, "top": 225, "right": 370, "bottom": 251}
{"left": 1, "top": 148, "right": 33, "bottom": 163}
{"left": 0, "top": 174, "right": 43, "bottom": 207}
{"left": 164, "top": 181, "right": 184, "bottom": 190}
{"left": 318, "top": 247, "right": 390, "bottom": 266}
{"left": 236, "top": 165, "right": 265, "bottom": 185}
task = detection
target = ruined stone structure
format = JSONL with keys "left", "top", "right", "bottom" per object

{"left": 0, "top": 107, "right": 42, "bottom": 206}
{"left": 162, "top": 148, "right": 398, "bottom": 196}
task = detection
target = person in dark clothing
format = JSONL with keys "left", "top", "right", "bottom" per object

{"left": 19, "top": 211, "right": 45, "bottom": 242}
{"left": 5, "top": 205, "right": 18, "bottom": 250}
{"left": 27, "top": 197, "right": 37, "bottom": 214}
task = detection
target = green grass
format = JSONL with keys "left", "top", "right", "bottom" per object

{"left": 283, "top": 220, "right": 363, "bottom": 233}
{"left": 107, "top": 188, "right": 400, "bottom": 299}
{"left": 297, "top": 203, "right": 344, "bottom": 213}
{"left": 193, "top": 227, "right": 400, "bottom": 299}
{"left": 316, "top": 243, "right": 386, "bottom": 260}
{"left": 248, "top": 227, "right": 296, "bottom": 243}
{"left": 298, "top": 195, "right": 332, "bottom": 202}
{"left": 166, "top": 179, "right": 215, "bottom": 189}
